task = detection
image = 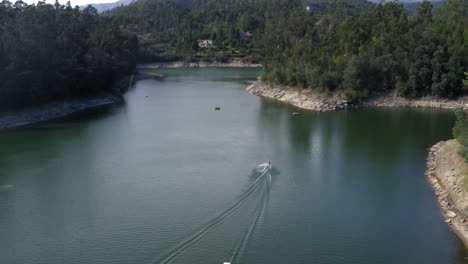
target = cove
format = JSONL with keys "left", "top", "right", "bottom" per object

{"left": 0, "top": 68, "right": 466, "bottom": 264}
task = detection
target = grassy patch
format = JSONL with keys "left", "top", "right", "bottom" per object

{"left": 445, "top": 141, "right": 460, "bottom": 153}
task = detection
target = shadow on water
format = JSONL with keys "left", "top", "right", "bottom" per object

{"left": 0, "top": 101, "right": 128, "bottom": 195}
{"left": 59, "top": 102, "right": 121, "bottom": 124}
{"left": 0, "top": 102, "right": 121, "bottom": 134}
{"left": 341, "top": 108, "right": 456, "bottom": 161}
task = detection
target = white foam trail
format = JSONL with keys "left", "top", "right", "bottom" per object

{"left": 156, "top": 163, "right": 272, "bottom": 264}
{"left": 229, "top": 171, "right": 271, "bottom": 263}
{"left": 256, "top": 162, "right": 271, "bottom": 175}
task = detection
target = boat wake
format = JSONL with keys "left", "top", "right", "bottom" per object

{"left": 228, "top": 166, "right": 271, "bottom": 263}
{"left": 156, "top": 163, "right": 272, "bottom": 264}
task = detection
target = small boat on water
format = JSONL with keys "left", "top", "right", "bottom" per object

{"left": 256, "top": 161, "right": 272, "bottom": 173}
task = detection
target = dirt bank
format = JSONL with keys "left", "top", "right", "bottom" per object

{"left": 138, "top": 60, "right": 262, "bottom": 69}
{"left": 426, "top": 140, "right": 468, "bottom": 248}
{"left": 246, "top": 80, "right": 468, "bottom": 112}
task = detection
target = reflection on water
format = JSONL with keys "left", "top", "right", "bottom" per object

{"left": 0, "top": 68, "right": 466, "bottom": 264}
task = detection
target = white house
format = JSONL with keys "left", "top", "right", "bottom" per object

{"left": 197, "top": 40, "right": 213, "bottom": 48}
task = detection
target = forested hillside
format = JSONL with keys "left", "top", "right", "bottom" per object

{"left": 260, "top": 0, "right": 467, "bottom": 100}
{"left": 0, "top": 0, "right": 466, "bottom": 111}
{"left": 104, "top": 0, "right": 272, "bottom": 62}
{"left": 0, "top": 1, "right": 138, "bottom": 110}
{"left": 106, "top": 0, "right": 466, "bottom": 100}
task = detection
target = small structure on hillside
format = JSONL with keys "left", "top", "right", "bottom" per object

{"left": 197, "top": 40, "right": 213, "bottom": 48}
{"left": 239, "top": 31, "right": 253, "bottom": 40}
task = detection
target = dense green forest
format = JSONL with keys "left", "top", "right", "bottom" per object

{"left": 104, "top": 0, "right": 270, "bottom": 62}
{"left": 0, "top": 0, "right": 466, "bottom": 111}
{"left": 402, "top": 0, "right": 446, "bottom": 13}
{"left": 260, "top": 0, "right": 467, "bottom": 100}
{"left": 0, "top": 1, "right": 138, "bottom": 110}
{"left": 105, "top": 0, "right": 466, "bottom": 100}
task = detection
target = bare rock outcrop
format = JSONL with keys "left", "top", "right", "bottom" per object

{"left": 426, "top": 140, "right": 468, "bottom": 248}
{"left": 246, "top": 80, "right": 348, "bottom": 112}
{"left": 246, "top": 80, "right": 467, "bottom": 112}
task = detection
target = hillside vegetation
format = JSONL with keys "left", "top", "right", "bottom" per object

{"left": 0, "top": 0, "right": 466, "bottom": 111}
{"left": 259, "top": 0, "right": 466, "bottom": 100}
{"left": 106, "top": 0, "right": 466, "bottom": 101}
{"left": 0, "top": 1, "right": 138, "bottom": 110}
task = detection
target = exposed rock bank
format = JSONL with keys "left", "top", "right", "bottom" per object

{"left": 426, "top": 140, "right": 468, "bottom": 248}
{"left": 138, "top": 60, "right": 262, "bottom": 69}
{"left": 0, "top": 96, "right": 120, "bottom": 130}
{"left": 0, "top": 76, "right": 132, "bottom": 130}
{"left": 363, "top": 94, "right": 468, "bottom": 109}
{"left": 246, "top": 80, "right": 348, "bottom": 111}
{"left": 246, "top": 80, "right": 468, "bottom": 111}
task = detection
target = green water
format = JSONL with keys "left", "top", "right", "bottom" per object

{"left": 0, "top": 68, "right": 466, "bottom": 264}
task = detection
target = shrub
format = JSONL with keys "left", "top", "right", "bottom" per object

{"left": 320, "top": 71, "right": 343, "bottom": 92}
{"left": 395, "top": 80, "right": 409, "bottom": 96}
{"left": 453, "top": 109, "right": 468, "bottom": 161}
{"left": 344, "top": 88, "right": 369, "bottom": 102}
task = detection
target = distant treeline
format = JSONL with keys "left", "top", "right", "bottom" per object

{"left": 402, "top": 0, "right": 446, "bottom": 13}
{"left": 105, "top": 0, "right": 466, "bottom": 100}
{"left": 0, "top": 1, "right": 138, "bottom": 110}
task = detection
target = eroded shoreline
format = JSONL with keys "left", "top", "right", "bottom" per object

{"left": 426, "top": 140, "right": 468, "bottom": 248}
{"left": 0, "top": 75, "right": 132, "bottom": 130}
{"left": 247, "top": 80, "right": 467, "bottom": 111}
{"left": 0, "top": 96, "right": 120, "bottom": 130}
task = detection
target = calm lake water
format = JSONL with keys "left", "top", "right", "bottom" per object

{"left": 0, "top": 68, "right": 467, "bottom": 264}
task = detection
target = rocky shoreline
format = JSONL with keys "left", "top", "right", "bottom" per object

{"left": 246, "top": 80, "right": 468, "bottom": 111}
{"left": 138, "top": 60, "right": 262, "bottom": 69}
{"left": 0, "top": 96, "right": 121, "bottom": 130}
{"left": 246, "top": 80, "right": 348, "bottom": 111}
{"left": 0, "top": 76, "right": 132, "bottom": 130}
{"left": 426, "top": 140, "right": 468, "bottom": 248}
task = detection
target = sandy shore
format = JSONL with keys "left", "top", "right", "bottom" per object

{"left": 426, "top": 140, "right": 468, "bottom": 248}
{"left": 138, "top": 60, "right": 262, "bottom": 69}
{"left": 246, "top": 80, "right": 468, "bottom": 111}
